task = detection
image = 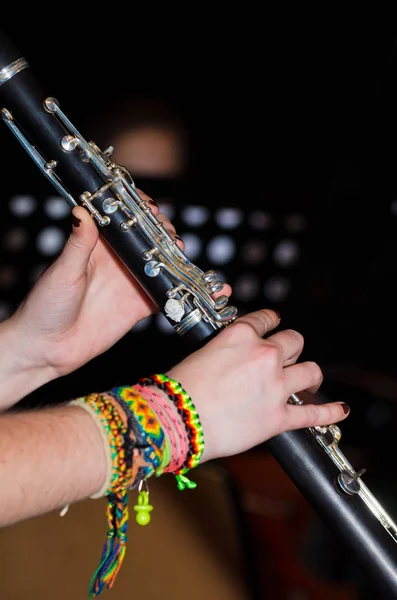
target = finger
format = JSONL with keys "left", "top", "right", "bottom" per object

{"left": 283, "top": 361, "right": 323, "bottom": 396}
{"left": 136, "top": 188, "right": 159, "bottom": 216}
{"left": 157, "top": 213, "right": 176, "bottom": 236}
{"left": 212, "top": 283, "right": 232, "bottom": 299}
{"left": 55, "top": 206, "right": 99, "bottom": 280}
{"left": 232, "top": 308, "right": 281, "bottom": 338}
{"left": 156, "top": 213, "right": 184, "bottom": 250}
{"left": 265, "top": 329, "right": 304, "bottom": 366}
{"left": 285, "top": 400, "right": 350, "bottom": 430}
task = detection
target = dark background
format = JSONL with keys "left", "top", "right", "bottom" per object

{"left": 1, "top": 16, "right": 397, "bottom": 599}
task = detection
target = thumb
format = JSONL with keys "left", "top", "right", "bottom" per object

{"left": 57, "top": 206, "right": 99, "bottom": 278}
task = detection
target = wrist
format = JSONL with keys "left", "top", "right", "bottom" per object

{"left": 165, "top": 367, "right": 215, "bottom": 463}
{"left": 0, "top": 316, "right": 57, "bottom": 411}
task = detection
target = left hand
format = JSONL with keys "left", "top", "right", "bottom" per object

{"left": 9, "top": 189, "right": 231, "bottom": 380}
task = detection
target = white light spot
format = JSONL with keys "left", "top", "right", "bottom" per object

{"left": 215, "top": 207, "right": 244, "bottom": 229}
{"left": 284, "top": 214, "right": 307, "bottom": 233}
{"left": 248, "top": 210, "right": 273, "bottom": 230}
{"left": 30, "top": 263, "right": 49, "bottom": 283}
{"left": 233, "top": 274, "right": 260, "bottom": 302}
{"left": 156, "top": 313, "right": 175, "bottom": 334}
{"left": 44, "top": 196, "right": 70, "bottom": 219}
{"left": 264, "top": 276, "right": 291, "bottom": 302}
{"left": 242, "top": 240, "right": 267, "bottom": 264}
{"left": 0, "top": 266, "right": 18, "bottom": 289}
{"left": 9, "top": 194, "right": 37, "bottom": 217}
{"left": 132, "top": 316, "right": 153, "bottom": 333}
{"left": 36, "top": 226, "right": 66, "bottom": 256}
{"left": 3, "top": 227, "right": 29, "bottom": 252}
{"left": 206, "top": 234, "right": 236, "bottom": 265}
{"left": 273, "top": 239, "right": 300, "bottom": 267}
{"left": 156, "top": 198, "right": 175, "bottom": 220}
{"left": 181, "top": 205, "right": 210, "bottom": 227}
{"left": 180, "top": 232, "right": 202, "bottom": 260}
{"left": 0, "top": 301, "right": 12, "bottom": 322}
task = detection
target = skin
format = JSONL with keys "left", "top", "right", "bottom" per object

{"left": 0, "top": 189, "right": 350, "bottom": 526}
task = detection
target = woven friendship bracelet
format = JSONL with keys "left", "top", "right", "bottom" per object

{"left": 70, "top": 387, "right": 168, "bottom": 598}
{"left": 133, "top": 384, "right": 188, "bottom": 474}
{"left": 138, "top": 374, "right": 205, "bottom": 485}
{"left": 110, "top": 386, "right": 166, "bottom": 480}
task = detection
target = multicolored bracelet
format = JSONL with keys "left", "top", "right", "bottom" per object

{"left": 68, "top": 376, "right": 203, "bottom": 598}
{"left": 133, "top": 383, "right": 188, "bottom": 474}
{"left": 70, "top": 386, "right": 167, "bottom": 599}
{"left": 138, "top": 374, "right": 205, "bottom": 489}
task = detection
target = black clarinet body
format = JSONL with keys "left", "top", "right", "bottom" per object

{"left": 1, "top": 29, "right": 397, "bottom": 598}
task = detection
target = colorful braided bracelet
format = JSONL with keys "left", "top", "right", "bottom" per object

{"left": 138, "top": 374, "right": 205, "bottom": 490}
{"left": 133, "top": 383, "right": 188, "bottom": 474}
{"left": 70, "top": 386, "right": 167, "bottom": 598}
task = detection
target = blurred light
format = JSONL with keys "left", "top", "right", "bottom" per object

{"left": 30, "top": 263, "right": 49, "bottom": 283}
{"left": 273, "top": 239, "right": 300, "bottom": 267}
{"left": 156, "top": 313, "right": 175, "bottom": 334}
{"left": 0, "top": 301, "right": 12, "bottom": 322}
{"left": 248, "top": 210, "right": 273, "bottom": 230}
{"left": 156, "top": 198, "right": 175, "bottom": 220}
{"left": 242, "top": 239, "right": 267, "bottom": 264}
{"left": 181, "top": 205, "right": 210, "bottom": 227}
{"left": 391, "top": 199, "right": 397, "bottom": 215}
{"left": 206, "top": 234, "right": 236, "bottom": 265}
{"left": 284, "top": 213, "right": 307, "bottom": 233}
{"left": 0, "top": 265, "right": 18, "bottom": 290}
{"left": 3, "top": 227, "right": 29, "bottom": 252}
{"left": 36, "top": 226, "right": 66, "bottom": 256}
{"left": 132, "top": 315, "right": 153, "bottom": 333}
{"left": 113, "top": 126, "right": 185, "bottom": 178}
{"left": 215, "top": 207, "right": 244, "bottom": 229}
{"left": 44, "top": 195, "right": 70, "bottom": 219}
{"left": 9, "top": 194, "right": 37, "bottom": 217}
{"left": 264, "top": 276, "right": 291, "bottom": 302}
{"left": 233, "top": 274, "right": 261, "bottom": 302}
{"left": 180, "top": 232, "right": 203, "bottom": 260}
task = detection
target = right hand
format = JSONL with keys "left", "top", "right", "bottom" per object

{"left": 167, "top": 308, "right": 349, "bottom": 462}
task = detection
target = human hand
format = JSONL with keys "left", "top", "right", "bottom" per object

{"left": 8, "top": 189, "right": 230, "bottom": 382}
{"left": 167, "top": 308, "right": 349, "bottom": 462}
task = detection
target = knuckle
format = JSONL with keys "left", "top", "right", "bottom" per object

{"left": 230, "top": 320, "right": 258, "bottom": 340}
{"left": 255, "top": 309, "right": 274, "bottom": 331}
{"left": 286, "top": 329, "right": 304, "bottom": 347}
{"left": 307, "top": 361, "right": 323, "bottom": 385}
{"left": 306, "top": 404, "right": 320, "bottom": 427}
{"left": 262, "top": 342, "right": 282, "bottom": 362}
{"left": 65, "top": 234, "right": 83, "bottom": 253}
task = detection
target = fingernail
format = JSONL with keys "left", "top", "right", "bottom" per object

{"left": 341, "top": 403, "right": 350, "bottom": 415}
{"left": 72, "top": 215, "right": 81, "bottom": 228}
{"left": 147, "top": 198, "right": 158, "bottom": 208}
{"left": 275, "top": 310, "right": 281, "bottom": 321}
{"left": 175, "top": 235, "right": 183, "bottom": 241}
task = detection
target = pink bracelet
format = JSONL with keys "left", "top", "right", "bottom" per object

{"left": 133, "top": 384, "right": 188, "bottom": 473}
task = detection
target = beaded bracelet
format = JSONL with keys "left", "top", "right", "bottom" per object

{"left": 138, "top": 374, "right": 205, "bottom": 490}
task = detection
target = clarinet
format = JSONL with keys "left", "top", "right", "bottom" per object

{"left": 1, "top": 29, "right": 397, "bottom": 598}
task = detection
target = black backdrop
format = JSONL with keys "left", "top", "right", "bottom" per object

{"left": 2, "top": 15, "right": 397, "bottom": 599}
{"left": 1, "top": 19, "right": 397, "bottom": 421}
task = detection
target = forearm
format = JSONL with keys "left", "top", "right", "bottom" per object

{"left": 0, "top": 404, "right": 106, "bottom": 527}
{"left": 0, "top": 317, "right": 55, "bottom": 411}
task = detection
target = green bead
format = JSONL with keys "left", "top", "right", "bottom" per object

{"left": 133, "top": 491, "right": 153, "bottom": 526}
